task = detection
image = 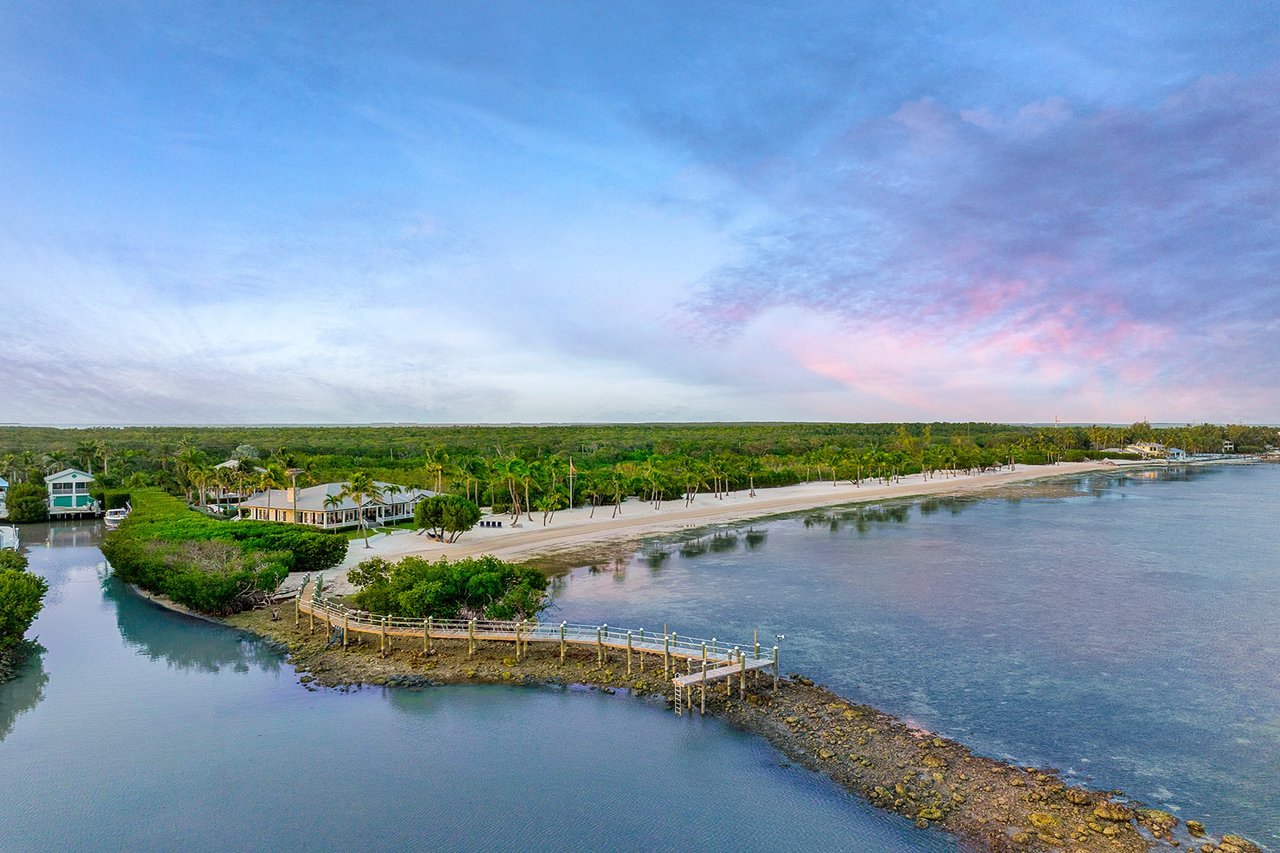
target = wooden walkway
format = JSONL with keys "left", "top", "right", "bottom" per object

{"left": 294, "top": 578, "right": 779, "bottom": 715}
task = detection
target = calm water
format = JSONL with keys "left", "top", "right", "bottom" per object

{"left": 0, "top": 525, "right": 951, "bottom": 851}
{"left": 550, "top": 464, "right": 1280, "bottom": 848}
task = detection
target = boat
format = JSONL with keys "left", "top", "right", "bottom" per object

{"left": 103, "top": 506, "right": 131, "bottom": 529}
{"left": 0, "top": 525, "right": 18, "bottom": 551}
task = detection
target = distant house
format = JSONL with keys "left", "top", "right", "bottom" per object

{"left": 238, "top": 482, "right": 436, "bottom": 530}
{"left": 0, "top": 475, "right": 8, "bottom": 516}
{"left": 1165, "top": 447, "right": 1189, "bottom": 462}
{"left": 1222, "top": 440, "right": 1235, "bottom": 453}
{"left": 205, "top": 459, "right": 266, "bottom": 506}
{"left": 1128, "top": 442, "right": 1167, "bottom": 458}
{"left": 45, "top": 468, "right": 99, "bottom": 516}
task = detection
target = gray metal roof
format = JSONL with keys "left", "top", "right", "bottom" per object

{"left": 239, "top": 481, "right": 436, "bottom": 513}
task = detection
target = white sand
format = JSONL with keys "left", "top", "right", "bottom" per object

{"left": 313, "top": 461, "right": 1117, "bottom": 593}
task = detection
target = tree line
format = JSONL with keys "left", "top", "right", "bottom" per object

{"left": 2, "top": 422, "right": 1274, "bottom": 524}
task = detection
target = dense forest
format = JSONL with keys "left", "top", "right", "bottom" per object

{"left": 1, "top": 422, "right": 1275, "bottom": 517}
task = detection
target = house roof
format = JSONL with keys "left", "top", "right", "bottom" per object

{"left": 239, "top": 481, "right": 436, "bottom": 513}
{"left": 214, "top": 459, "right": 266, "bottom": 472}
{"left": 0, "top": 476, "right": 8, "bottom": 488}
{"left": 44, "top": 468, "right": 94, "bottom": 484}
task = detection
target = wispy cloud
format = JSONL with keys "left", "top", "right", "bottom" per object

{"left": 688, "top": 67, "right": 1280, "bottom": 421}
{"left": 0, "top": 3, "right": 1276, "bottom": 423}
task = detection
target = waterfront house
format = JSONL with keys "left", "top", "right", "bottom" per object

{"left": 238, "top": 481, "right": 436, "bottom": 530}
{"left": 0, "top": 475, "right": 7, "bottom": 517}
{"left": 44, "top": 468, "right": 100, "bottom": 516}
{"left": 1222, "top": 440, "right": 1235, "bottom": 453}
{"left": 1127, "top": 442, "right": 1167, "bottom": 458}
{"left": 1166, "top": 447, "right": 1189, "bottom": 462}
{"left": 205, "top": 458, "right": 265, "bottom": 507}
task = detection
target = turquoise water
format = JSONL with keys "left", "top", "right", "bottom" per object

{"left": 549, "top": 464, "right": 1280, "bottom": 848}
{"left": 0, "top": 525, "right": 952, "bottom": 851}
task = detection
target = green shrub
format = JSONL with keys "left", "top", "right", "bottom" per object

{"left": 101, "top": 489, "right": 344, "bottom": 615}
{"left": 349, "top": 554, "right": 547, "bottom": 621}
{"left": 91, "top": 489, "right": 132, "bottom": 510}
{"left": 0, "top": 550, "right": 48, "bottom": 650}
{"left": 5, "top": 482, "right": 48, "bottom": 523}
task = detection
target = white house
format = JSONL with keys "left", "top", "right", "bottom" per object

{"left": 238, "top": 482, "right": 436, "bottom": 530}
{"left": 45, "top": 468, "right": 99, "bottom": 516}
{"left": 1165, "top": 447, "right": 1189, "bottom": 462}
{"left": 0, "top": 475, "right": 8, "bottom": 518}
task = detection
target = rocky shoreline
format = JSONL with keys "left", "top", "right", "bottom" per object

{"left": 226, "top": 605, "right": 1263, "bottom": 853}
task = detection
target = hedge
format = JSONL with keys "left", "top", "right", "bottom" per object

{"left": 100, "top": 489, "right": 347, "bottom": 615}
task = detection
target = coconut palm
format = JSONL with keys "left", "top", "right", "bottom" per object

{"left": 74, "top": 440, "right": 99, "bottom": 475}
{"left": 341, "top": 471, "right": 385, "bottom": 549}
{"left": 258, "top": 463, "right": 287, "bottom": 520}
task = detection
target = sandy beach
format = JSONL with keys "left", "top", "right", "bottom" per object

{"left": 319, "top": 460, "right": 1117, "bottom": 591}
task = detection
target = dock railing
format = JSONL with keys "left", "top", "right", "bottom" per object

{"left": 293, "top": 573, "right": 780, "bottom": 714}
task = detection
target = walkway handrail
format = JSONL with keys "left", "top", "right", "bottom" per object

{"left": 298, "top": 580, "right": 773, "bottom": 665}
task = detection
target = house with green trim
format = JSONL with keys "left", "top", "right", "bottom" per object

{"left": 45, "top": 468, "right": 100, "bottom": 517}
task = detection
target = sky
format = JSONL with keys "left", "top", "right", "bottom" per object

{"left": 1, "top": 2, "right": 1277, "bottom": 425}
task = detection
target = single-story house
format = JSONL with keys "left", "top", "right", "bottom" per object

{"left": 45, "top": 468, "right": 99, "bottom": 515}
{"left": 238, "top": 482, "right": 436, "bottom": 530}
{"left": 1166, "top": 447, "right": 1189, "bottom": 462}
{"left": 1127, "top": 442, "right": 1167, "bottom": 458}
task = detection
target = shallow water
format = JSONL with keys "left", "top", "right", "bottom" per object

{"left": 549, "top": 464, "right": 1280, "bottom": 847}
{"left": 0, "top": 524, "right": 952, "bottom": 852}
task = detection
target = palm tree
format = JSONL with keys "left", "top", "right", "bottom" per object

{"left": 258, "top": 463, "right": 287, "bottom": 521}
{"left": 173, "top": 445, "right": 206, "bottom": 502}
{"left": 424, "top": 449, "right": 448, "bottom": 493}
{"left": 41, "top": 451, "right": 70, "bottom": 475}
{"left": 93, "top": 440, "right": 110, "bottom": 480}
{"left": 74, "top": 440, "right": 99, "bottom": 475}
{"left": 323, "top": 491, "right": 343, "bottom": 529}
{"left": 341, "top": 471, "right": 385, "bottom": 549}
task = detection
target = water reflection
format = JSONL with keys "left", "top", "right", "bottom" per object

{"left": 803, "top": 504, "right": 913, "bottom": 534}
{"left": 0, "top": 649, "right": 47, "bottom": 742}
{"left": 550, "top": 464, "right": 1280, "bottom": 846}
{"left": 104, "top": 578, "right": 282, "bottom": 675}
{"left": 643, "top": 548, "right": 671, "bottom": 569}
{"left": 708, "top": 532, "right": 738, "bottom": 553}
{"left": 678, "top": 538, "right": 707, "bottom": 558}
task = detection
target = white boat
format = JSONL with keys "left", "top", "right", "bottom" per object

{"left": 0, "top": 525, "right": 18, "bottom": 551}
{"left": 103, "top": 507, "right": 131, "bottom": 529}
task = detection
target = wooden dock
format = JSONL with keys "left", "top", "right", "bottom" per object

{"left": 295, "top": 578, "right": 779, "bottom": 715}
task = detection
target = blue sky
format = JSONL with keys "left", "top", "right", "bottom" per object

{"left": 2, "top": 2, "right": 1277, "bottom": 424}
